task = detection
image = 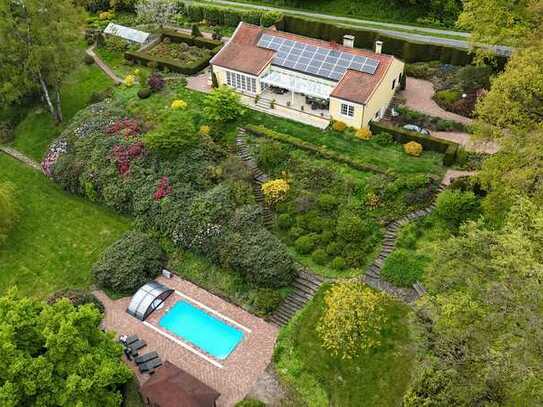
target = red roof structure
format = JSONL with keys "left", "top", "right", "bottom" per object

{"left": 211, "top": 22, "right": 396, "bottom": 104}
{"left": 139, "top": 361, "right": 220, "bottom": 407}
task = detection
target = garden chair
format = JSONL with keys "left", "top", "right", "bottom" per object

{"left": 139, "top": 357, "right": 162, "bottom": 373}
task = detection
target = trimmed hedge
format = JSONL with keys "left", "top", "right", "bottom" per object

{"left": 125, "top": 30, "right": 222, "bottom": 75}
{"left": 246, "top": 124, "right": 390, "bottom": 176}
{"left": 182, "top": 2, "right": 282, "bottom": 28}
{"left": 277, "top": 16, "right": 508, "bottom": 66}
{"left": 370, "top": 121, "right": 458, "bottom": 166}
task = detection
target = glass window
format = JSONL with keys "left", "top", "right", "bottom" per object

{"left": 225, "top": 71, "right": 258, "bottom": 94}
{"left": 392, "top": 79, "right": 396, "bottom": 89}
{"left": 341, "top": 103, "right": 354, "bottom": 117}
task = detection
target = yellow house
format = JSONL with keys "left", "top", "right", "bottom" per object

{"left": 210, "top": 23, "right": 405, "bottom": 129}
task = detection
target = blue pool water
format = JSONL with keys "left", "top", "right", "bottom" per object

{"left": 159, "top": 300, "right": 244, "bottom": 360}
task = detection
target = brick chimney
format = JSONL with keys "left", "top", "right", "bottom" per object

{"left": 375, "top": 40, "right": 383, "bottom": 54}
{"left": 343, "top": 34, "right": 355, "bottom": 48}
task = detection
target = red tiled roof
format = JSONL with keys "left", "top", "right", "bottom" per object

{"left": 210, "top": 24, "right": 274, "bottom": 75}
{"left": 211, "top": 22, "right": 397, "bottom": 104}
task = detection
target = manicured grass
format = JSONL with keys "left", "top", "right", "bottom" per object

{"left": 274, "top": 285, "right": 415, "bottom": 406}
{"left": 0, "top": 154, "right": 131, "bottom": 298}
{"left": 9, "top": 58, "right": 112, "bottom": 161}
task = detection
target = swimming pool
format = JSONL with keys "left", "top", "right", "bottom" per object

{"left": 159, "top": 300, "right": 244, "bottom": 360}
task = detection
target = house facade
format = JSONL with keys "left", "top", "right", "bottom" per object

{"left": 210, "top": 22, "right": 405, "bottom": 129}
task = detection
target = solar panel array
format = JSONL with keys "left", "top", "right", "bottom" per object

{"left": 257, "top": 34, "right": 379, "bottom": 81}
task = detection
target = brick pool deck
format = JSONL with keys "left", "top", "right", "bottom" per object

{"left": 94, "top": 276, "right": 278, "bottom": 407}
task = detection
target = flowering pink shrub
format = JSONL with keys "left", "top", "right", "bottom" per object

{"left": 154, "top": 176, "right": 173, "bottom": 201}
{"left": 42, "top": 139, "right": 67, "bottom": 177}
{"left": 106, "top": 118, "right": 141, "bottom": 139}
{"left": 111, "top": 142, "right": 144, "bottom": 175}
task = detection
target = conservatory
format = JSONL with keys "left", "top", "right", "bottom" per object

{"left": 103, "top": 23, "right": 151, "bottom": 45}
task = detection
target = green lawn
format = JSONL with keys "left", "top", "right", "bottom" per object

{"left": 9, "top": 58, "right": 112, "bottom": 161}
{"left": 0, "top": 154, "right": 132, "bottom": 298}
{"left": 274, "top": 285, "right": 415, "bottom": 406}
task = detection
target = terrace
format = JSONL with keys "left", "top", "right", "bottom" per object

{"left": 94, "top": 275, "right": 278, "bottom": 406}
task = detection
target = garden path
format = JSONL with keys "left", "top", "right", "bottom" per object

{"left": 86, "top": 45, "right": 123, "bottom": 84}
{"left": 400, "top": 77, "right": 473, "bottom": 125}
{"left": 362, "top": 169, "right": 477, "bottom": 303}
{"left": 0, "top": 146, "right": 42, "bottom": 172}
{"left": 432, "top": 131, "right": 499, "bottom": 154}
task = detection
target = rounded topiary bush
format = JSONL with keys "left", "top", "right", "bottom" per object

{"left": 84, "top": 54, "right": 95, "bottom": 65}
{"left": 250, "top": 288, "right": 283, "bottom": 316}
{"left": 404, "top": 141, "right": 423, "bottom": 157}
{"left": 332, "top": 120, "right": 347, "bottom": 132}
{"left": 137, "top": 87, "right": 152, "bottom": 99}
{"left": 380, "top": 249, "right": 425, "bottom": 287}
{"left": 356, "top": 127, "right": 372, "bottom": 140}
{"left": 434, "top": 189, "right": 480, "bottom": 229}
{"left": 92, "top": 231, "right": 165, "bottom": 296}
{"left": 312, "top": 248, "right": 328, "bottom": 265}
{"left": 295, "top": 234, "right": 316, "bottom": 255}
{"left": 331, "top": 256, "right": 346, "bottom": 270}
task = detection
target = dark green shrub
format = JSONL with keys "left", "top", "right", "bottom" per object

{"left": 250, "top": 288, "right": 282, "bottom": 317}
{"left": 312, "top": 248, "right": 328, "bottom": 265}
{"left": 191, "top": 23, "right": 202, "bottom": 38}
{"left": 277, "top": 213, "right": 294, "bottom": 230}
{"left": 434, "top": 89, "right": 461, "bottom": 105}
{"left": 336, "top": 211, "right": 378, "bottom": 243}
{"left": 0, "top": 122, "right": 14, "bottom": 144}
{"left": 372, "top": 132, "right": 394, "bottom": 146}
{"left": 288, "top": 226, "right": 304, "bottom": 240}
{"left": 47, "top": 289, "right": 105, "bottom": 314}
{"left": 456, "top": 65, "right": 492, "bottom": 91}
{"left": 84, "top": 53, "right": 95, "bottom": 65}
{"left": 137, "top": 87, "right": 152, "bottom": 99}
{"left": 381, "top": 249, "right": 425, "bottom": 287}
{"left": 143, "top": 111, "right": 197, "bottom": 153}
{"left": 404, "top": 61, "right": 441, "bottom": 79}
{"left": 331, "top": 256, "right": 346, "bottom": 270}
{"left": 295, "top": 234, "right": 317, "bottom": 255}
{"left": 434, "top": 190, "right": 480, "bottom": 229}
{"left": 326, "top": 241, "right": 342, "bottom": 256}
{"left": 257, "top": 141, "right": 289, "bottom": 172}
{"left": 318, "top": 193, "right": 339, "bottom": 211}
{"left": 92, "top": 231, "right": 165, "bottom": 296}
{"left": 319, "top": 230, "right": 334, "bottom": 244}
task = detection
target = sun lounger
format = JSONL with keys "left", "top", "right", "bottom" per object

{"left": 139, "top": 357, "right": 162, "bottom": 373}
{"left": 128, "top": 339, "right": 146, "bottom": 356}
{"left": 134, "top": 351, "right": 159, "bottom": 365}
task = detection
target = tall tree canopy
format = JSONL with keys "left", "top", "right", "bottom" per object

{"left": 0, "top": 291, "right": 132, "bottom": 406}
{"left": 0, "top": 0, "right": 83, "bottom": 122}
{"left": 405, "top": 199, "right": 543, "bottom": 405}
{"left": 459, "top": 0, "right": 543, "bottom": 47}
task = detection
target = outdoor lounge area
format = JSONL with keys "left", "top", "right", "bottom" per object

{"left": 94, "top": 275, "right": 278, "bottom": 406}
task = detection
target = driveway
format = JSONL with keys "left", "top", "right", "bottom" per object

{"left": 400, "top": 77, "right": 473, "bottom": 126}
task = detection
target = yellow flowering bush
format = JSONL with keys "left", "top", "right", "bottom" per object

{"left": 198, "top": 125, "right": 211, "bottom": 137}
{"left": 123, "top": 74, "right": 136, "bottom": 87}
{"left": 262, "top": 179, "right": 289, "bottom": 206}
{"left": 332, "top": 120, "right": 347, "bottom": 132}
{"left": 99, "top": 10, "right": 114, "bottom": 20}
{"left": 404, "top": 141, "right": 423, "bottom": 157}
{"left": 171, "top": 99, "right": 188, "bottom": 110}
{"left": 317, "top": 282, "right": 390, "bottom": 359}
{"left": 356, "top": 127, "right": 372, "bottom": 140}
{"left": 365, "top": 192, "right": 381, "bottom": 209}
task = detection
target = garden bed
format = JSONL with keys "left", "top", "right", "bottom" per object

{"left": 125, "top": 30, "right": 222, "bottom": 75}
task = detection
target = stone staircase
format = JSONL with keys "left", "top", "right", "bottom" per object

{"left": 255, "top": 95, "right": 274, "bottom": 110}
{"left": 363, "top": 182, "right": 446, "bottom": 303}
{"left": 269, "top": 269, "right": 325, "bottom": 326}
{"left": 236, "top": 128, "right": 273, "bottom": 227}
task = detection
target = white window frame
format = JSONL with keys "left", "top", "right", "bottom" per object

{"left": 340, "top": 102, "right": 355, "bottom": 118}
{"left": 224, "top": 69, "right": 258, "bottom": 94}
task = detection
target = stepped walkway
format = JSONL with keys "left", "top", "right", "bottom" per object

{"left": 0, "top": 146, "right": 42, "bottom": 171}
{"left": 363, "top": 169, "right": 476, "bottom": 302}
{"left": 270, "top": 269, "right": 324, "bottom": 326}
{"left": 86, "top": 45, "right": 122, "bottom": 85}
{"left": 236, "top": 128, "right": 273, "bottom": 227}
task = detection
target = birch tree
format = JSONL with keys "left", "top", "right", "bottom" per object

{"left": 0, "top": 0, "right": 83, "bottom": 123}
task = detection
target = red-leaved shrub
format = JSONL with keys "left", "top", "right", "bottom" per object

{"left": 106, "top": 118, "right": 141, "bottom": 139}
{"left": 154, "top": 176, "right": 172, "bottom": 200}
{"left": 111, "top": 142, "right": 144, "bottom": 175}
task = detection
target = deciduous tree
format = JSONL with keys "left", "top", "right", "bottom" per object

{"left": 0, "top": 290, "right": 132, "bottom": 406}
{"left": 317, "top": 282, "right": 390, "bottom": 359}
{"left": 0, "top": 0, "right": 83, "bottom": 123}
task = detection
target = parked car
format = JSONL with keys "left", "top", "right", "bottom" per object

{"left": 403, "top": 124, "right": 431, "bottom": 136}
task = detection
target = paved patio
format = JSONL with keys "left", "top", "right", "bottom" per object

{"left": 94, "top": 275, "right": 278, "bottom": 407}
